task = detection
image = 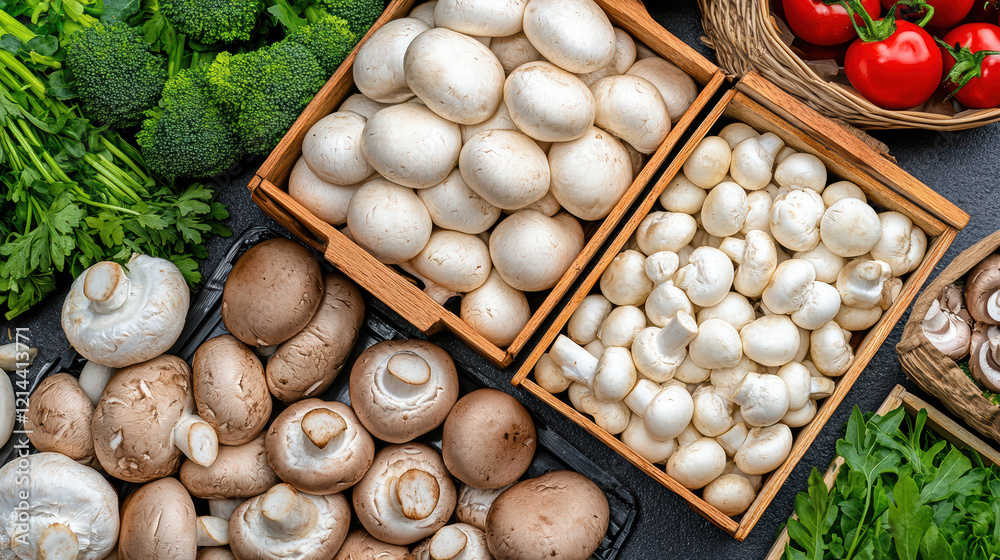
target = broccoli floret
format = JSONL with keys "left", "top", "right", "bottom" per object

{"left": 207, "top": 41, "right": 326, "bottom": 155}
{"left": 65, "top": 23, "right": 167, "bottom": 128}
{"left": 161, "top": 0, "right": 264, "bottom": 44}
{"left": 137, "top": 66, "right": 244, "bottom": 180}
{"left": 287, "top": 15, "right": 356, "bottom": 75}
{"left": 309, "top": 0, "right": 383, "bottom": 36}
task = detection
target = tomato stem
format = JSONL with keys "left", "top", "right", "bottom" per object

{"left": 937, "top": 38, "right": 1000, "bottom": 100}
{"left": 823, "top": 0, "right": 934, "bottom": 42}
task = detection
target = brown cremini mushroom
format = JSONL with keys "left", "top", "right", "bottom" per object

{"left": 333, "top": 529, "right": 410, "bottom": 560}
{"left": 222, "top": 238, "right": 324, "bottom": 347}
{"left": 455, "top": 483, "right": 511, "bottom": 531}
{"left": 198, "top": 549, "right": 236, "bottom": 560}
{"left": 180, "top": 435, "right": 280, "bottom": 499}
{"left": 265, "top": 399, "right": 375, "bottom": 495}
{"left": 442, "top": 389, "right": 536, "bottom": 489}
{"left": 25, "top": 372, "right": 95, "bottom": 464}
{"left": 93, "top": 355, "right": 219, "bottom": 482}
{"left": 193, "top": 335, "right": 272, "bottom": 445}
{"left": 966, "top": 254, "right": 1000, "bottom": 325}
{"left": 229, "top": 483, "right": 351, "bottom": 560}
{"left": 119, "top": 477, "right": 229, "bottom": 560}
{"left": 349, "top": 340, "right": 459, "bottom": 443}
{"left": 266, "top": 273, "right": 365, "bottom": 403}
{"left": 485, "top": 470, "right": 609, "bottom": 560}
{"left": 410, "top": 523, "right": 493, "bottom": 560}
{"left": 353, "top": 443, "right": 458, "bottom": 546}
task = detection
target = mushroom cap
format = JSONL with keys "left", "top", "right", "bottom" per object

{"left": 353, "top": 443, "right": 458, "bottom": 546}
{"left": 417, "top": 169, "right": 502, "bottom": 234}
{"left": 266, "top": 273, "right": 365, "bottom": 403}
{"left": 459, "top": 129, "right": 550, "bottom": 210}
{"left": 820, "top": 198, "right": 882, "bottom": 257}
{"left": 688, "top": 318, "right": 743, "bottom": 369}
{"left": 181, "top": 435, "right": 280, "bottom": 499}
{"left": 198, "top": 548, "right": 237, "bottom": 560}
{"left": 265, "top": 399, "right": 375, "bottom": 495}
{"left": 666, "top": 438, "right": 727, "bottom": 489}
{"left": 965, "top": 253, "right": 1000, "bottom": 325}
{"left": 412, "top": 523, "right": 493, "bottom": 560}
{"left": 347, "top": 178, "right": 434, "bottom": 264}
{"left": 590, "top": 75, "right": 670, "bottom": 154}
{"left": 333, "top": 529, "right": 411, "bottom": 560}
{"left": 349, "top": 340, "right": 460, "bottom": 443}
{"left": 62, "top": 254, "right": 190, "bottom": 368}
{"left": 489, "top": 32, "right": 544, "bottom": 74}
{"left": 489, "top": 211, "right": 584, "bottom": 292}
{"left": 433, "top": 0, "right": 526, "bottom": 36}
{"left": 360, "top": 103, "right": 463, "bottom": 189}
{"left": 567, "top": 293, "right": 614, "bottom": 345}
{"left": 404, "top": 28, "right": 505, "bottom": 125}
{"left": 455, "top": 484, "right": 510, "bottom": 531}
{"left": 636, "top": 212, "right": 698, "bottom": 254}
{"left": 0, "top": 453, "right": 119, "bottom": 560}
{"left": 485, "top": 470, "right": 609, "bottom": 560}
{"left": 230, "top": 484, "right": 351, "bottom": 560}
{"left": 339, "top": 93, "right": 393, "bottom": 120}
{"left": 408, "top": 1, "right": 437, "bottom": 26}
{"left": 740, "top": 315, "right": 801, "bottom": 367}
{"left": 460, "top": 270, "right": 531, "bottom": 347}
{"left": 577, "top": 27, "right": 637, "bottom": 86}
{"left": 703, "top": 473, "right": 756, "bottom": 516}
{"left": 548, "top": 126, "right": 632, "bottom": 221}
{"left": 193, "top": 335, "right": 271, "bottom": 446}
{"left": 600, "top": 250, "right": 653, "bottom": 306}
{"left": 626, "top": 57, "right": 699, "bottom": 124}
{"left": 769, "top": 188, "right": 825, "bottom": 252}
{"left": 521, "top": 0, "right": 615, "bottom": 73}
{"left": 734, "top": 423, "right": 793, "bottom": 475}
{"left": 25, "top": 372, "right": 95, "bottom": 462}
{"left": 353, "top": 18, "right": 430, "bottom": 103}
{"left": 503, "top": 61, "right": 596, "bottom": 142}
{"left": 222, "top": 238, "right": 324, "bottom": 347}
{"left": 681, "top": 136, "right": 730, "bottom": 188}
{"left": 301, "top": 112, "right": 374, "bottom": 185}
{"left": 442, "top": 389, "right": 537, "bottom": 489}
{"left": 93, "top": 355, "right": 199, "bottom": 482}
{"left": 702, "top": 182, "right": 749, "bottom": 238}
{"left": 119, "top": 477, "right": 197, "bottom": 560}
{"left": 288, "top": 156, "right": 364, "bottom": 227}
{"left": 773, "top": 153, "right": 827, "bottom": 192}
{"left": 870, "top": 211, "right": 927, "bottom": 276}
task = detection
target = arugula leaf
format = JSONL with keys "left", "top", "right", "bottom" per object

{"left": 921, "top": 447, "right": 974, "bottom": 503}
{"left": 786, "top": 468, "right": 837, "bottom": 559}
{"left": 888, "top": 474, "right": 934, "bottom": 560}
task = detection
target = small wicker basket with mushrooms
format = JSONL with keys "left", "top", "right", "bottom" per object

{"left": 530, "top": 118, "right": 930, "bottom": 518}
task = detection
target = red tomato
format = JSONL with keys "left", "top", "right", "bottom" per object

{"left": 793, "top": 38, "right": 852, "bottom": 63}
{"left": 783, "top": 0, "right": 881, "bottom": 46}
{"left": 880, "top": 0, "right": 975, "bottom": 30}
{"left": 941, "top": 23, "right": 1000, "bottom": 108}
{"left": 845, "top": 20, "right": 944, "bottom": 109}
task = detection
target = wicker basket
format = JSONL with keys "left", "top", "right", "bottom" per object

{"left": 698, "top": 0, "right": 1000, "bottom": 130}
{"left": 897, "top": 229, "right": 1000, "bottom": 445}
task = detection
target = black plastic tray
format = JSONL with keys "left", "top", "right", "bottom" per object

{"left": 2, "top": 226, "right": 636, "bottom": 559}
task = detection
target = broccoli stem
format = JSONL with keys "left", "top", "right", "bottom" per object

{"left": 167, "top": 32, "right": 188, "bottom": 79}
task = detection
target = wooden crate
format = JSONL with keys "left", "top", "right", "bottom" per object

{"left": 511, "top": 73, "right": 968, "bottom": 539}
{"left": 765, "top": 385, "right": 1000, "bottom": 560}
{"left": 248, "top": 0, "right": 725, "bottom": 367}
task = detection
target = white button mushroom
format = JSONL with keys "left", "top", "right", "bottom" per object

{"left": 568, "top": 382, "right": 630, "bottom": 434}
{"left": 288, "top": 157, "right": 365, "bottom": 227}
{"left": 681, "top": 136, "right": 731, "bottom": 189}
{"left": 711, "top": 355, "right": 758, "bottom": 394}
{"left": 459, "top": 130, "right": 550, "bottom": 210}
{"left": 489, "top": 210, "right": 583, "bottom": 291}
{"left": 504, "top": 61, "right": 596, "bottom": 142}
{"left": 644, "top": 281, "right": 695, "bottom": 327}
{"left": 688, "top": 318, "right": 743, "bottom": 369}
{"left": 718, "top": 122, "right": 759, "bottom": 149}
{"left": 576, "top": 27, "right": 638, "bottom": 86}
{"left": 597, "top": 305, "right": 647, "bottom": 348}
{"left": 837, "top": 258, "right": 900, "bottom": 310}
{"left": 521, "top": 0, "right": 615, "bottom": 73}
{"left": 643, "top": 250, "right": 681, "bottom": 285}
{"left": 793, "top": 243, "right": 845, "bottom": 283}
{"left": 600, "top": 250, "right": 653, "bottom": 306}
{"left": 624, "top": 380, "right": 694, "bottom": 441}
{"left": 691, "top": 385, "right": 736, "bottom": 437}
{"left": 354, "top": 18, "right": 430, "bottom": 103}
{"left": 704, "top": 473, "right": 757, "bottom": 516}
{"left": 716, "top": 422, "right": 749, "bottom": 457}
{"left": 533, "top": 354, "right": 571, "bottom": 394}
{"left": 347, "top": 179, "right": 433, "bottom": 264}
{"left": 301, "top": 112, "right": 373, "bottom": 185}
{"left": 773, "top": 152, "right": 827, "bottom": 193}
{"left": 417, "top": 170, "right": 501, "bottom": 235}
{"left": 701, "top": 182, "right": 748, "bottom": 237}
{"left": 742, "top": 190, "right": 773, "bottom": 236}
{"left": 820, "top": 198, "right": 882, "bottom": 257}
{"left": 61, "top": 254, "right": 189, "bottom": 368}
{"left": 626, "top": 57, "right": 699, "bottom": 124}
{"left": 551, "top": 336, "right": 637, "bottom": 402}
{"left": 489, "top": 32, "right": 543, "bottom": 74}
{"left": 729, "top": 133, "right": 785, "bottom": 191}
{"left": 775, "top": 362, "right": 814, "bottom": 411}
{"left": 567, "top": 294, "right": 614, "bottom": 345}
{"left": 761, "top": 259, "right": 816, "bottom": 314}
{"left": 790, "top": 280, "right": 841, "bottom": 330}
{"left": 338, "top": 93, "right": 392, "bottom": 120}
{"left": 460, "top": 270, "right": 531, "bottom": 347}
{"left": 674, "top": 246, "right": 735, "bottom": 307}
{"left": 733, "top": 423, "right": 794, "bottom": 476}
{"left": 810, "top": 321, "right": 855, "bottom": 377}
{"left": 769, "top": 188, "right": 825, "bottom": 252}
{"left": 548, "top": 126, "right": 632, "bottom": 220}
{"left": 636, "top": 212, "right": 698, "bottom": 255}
{"left": 666, "top": 437, "right": 727, "bottom": 489}
{"left": 433, "top": 0, "right": 526, "bottom": 36}
{"left": 631, "top": 312, "right": 699, "bottom": 382}
{"left": 870, "top": 211, "right": 928, "bottom": 276}
{"left": 730, "top": 372, "right": 791, "bottom": 427}
{"left": 719, "top": 231, "right": 778, "bottom": 298}
{"left": 835, "top": 304, "right": 883, "bottom": 331}
{"left": 410, "top": 230, "right": 492, "bottom": 293}
{"left": 659, "top": 173, "right": 707, "bottom": 215}
{"left": 782, "top": 400, "right": 818, "bottom": 428}
{"left": 697, "top": 292, "right": 756, "bottom": 331}
{"left": 822, "top": 180, "right": 867, "bottom": 206}
{"left": 361, "top": 104, "right": 462, "bottom": 189}
{"left": 404, "top": 28, "right": 505, "bottom": 125}
{"left": 740, "top": 315, "right": 800, "bottom": 368}
{"left": 590, "top": 75, "right": 670, "bottom": 154}
{"left": 621, "top": 414, "right": 677, "bottom": 464}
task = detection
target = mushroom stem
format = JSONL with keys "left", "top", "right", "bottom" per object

{"left": 429, "top": 525, "right": 469, "bottom": 560}
{"left": 173, "top": 412, "right": 219, "bottom": 467}
{"left": 810, "top": 377, "right": 836, "bottom": 399}
{"left": 37, "top": 523, "right": 79, "bottom": 560}
{"left": 83, "top": 261, "right": 132, "bottom": 313}
{"left": 988, "top": 292, "right": 1000, "bottom": 323}
{"left": 624, "top": 379, "right": 660, "bottom": 416}
{"left": 0, "top": 343, "right": 36, "bottom": 371}
{"left": 549, "top": 335, "right": 598, "bottom": 387}
{"left": 394, "top": 468, "right": 441, "bottom": 521}
{"left": 387, "top": 352, "right": 433, "bottom": 385}
{"left": 991, "top": 337, "right": 1000, "bottom": 364}
{"left": 79, "top": 361, "right": 115, "bottom": 406}
{"left": 300, "top": 408, "right": 348, "bottom": 450}
{"left": 652, "top": 312, "right": 699, "bottom": 358}
{"left": 260, "top": 484, "right": 320, "bottom": 537}
{"left": 197, "top": 516, "right": 230, "bottom": 546}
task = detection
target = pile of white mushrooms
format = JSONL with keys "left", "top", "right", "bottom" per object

{"left": 921, "top": 254, "right": 1000, "bottom": 393}
{"left": 532, "top": 119, "right": 929, "bottom": 517}
{"left": 4, "top": 235, "right": 614, "bottom": 560}
{"left": 288, "top": 0, "right": 699, "bottom": 347}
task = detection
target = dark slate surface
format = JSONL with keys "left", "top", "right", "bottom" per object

{"left": 4, "top": 1, "right": 999, "bottom": 558}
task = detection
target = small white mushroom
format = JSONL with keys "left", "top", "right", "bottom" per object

{"left": 659, "top": 174, "right": 707, "bottom": 215}
{"left": 504, "top": 61, "right": 596, "bottom": 142}
{"left": 740, "top": 315, "right": 800, "bottom": 368}
{"left": 701, "top": 182, "right": 748, "bottom": 237}
{"left": 489, "top": 211, "right": 583, "bottom": 291}
{"left": 576, "top": 28, "right": 637, "bottom": 86}
{"left": 719, "top": 231, "right": 778, "bottom": 298}
{"left": 822, "top": 181, "right": 867, "bottom": 206}
{"left": 741, "top": 190, "right": 773, "bottom": 236}
{"left": 354, "top": 18, "right": 430, "bottom": 102}
{"left": 820, "top": 198, "right": 882, "bottom": 257}
{"left": 533, "top": 354, "right": 570, "bottom": 394}
{"left": 782, "top": 400, "right": 818, "bottom": 427}
{"left": 761, "top": 259, "right": 816, "bottom": 315}
{"left": 631, "top": 312, "right": 698, "bottom": 382}
{"left": 730, "top": 133, "right": 785, "bottom": 191}
{"left": 621, "top": 415, "right": 677, "bottom": 464}
{"left": 459, "top": 130, "right": 550, "bottom": 210}
{"left": 666, "top": 437, "right": 727, "bottom": 489}
{"left": 598, "top": 305, "right": 647, "bottom": 348}
{"left": 674, "top": 247, "right": 735, "bottom": 307}
{"left": 791, "top": 280, "right": 841, "bottom": 330}
{"left": 810, "top": 321, "right": 855, "bottom": 377}
{"left": 568, "top": 383, "right": 629, "bottom": 434}
{"left": 460, "top": 271, "right": 531, "bottom": 347}
{"left": 774, "top": 146, "right": 797, "bottom": 164}
{"left": 793, "top": 243, "right": 845, "bottom": 284}
{"left": 410, "top": 230, "right": 492, "bottom": 293}
{"left": 719, "top": 123, "right": 759, "bottom": 149}
{"left": 691, "top": 385, "right": 735, "bottom": 437}
{"left": 585, "top": 340, "right": 605, "bottom": 358}
{"left": 347, "top": 179, "right": 433, "bottom": 264}
{"left": 600, "top": 250, "right": 653, "bottom": 306}
{"left": 567, "top": 294, "right": 613, "bottom": 345}
{"left": 417, "top": 169, "right": 501, "bottom": 234}
{"left": 674, "top": 355, "right": 711, "bottom": 384}
{"left": 711, "top": 356, "right": 758, "bottom": 394}
{"left": 288, "top": 157, "right": 365, "bottom": 227}
{"left": 548, "top": 126, "right": 632, "bottom": 220}
{"left": 730, "top": 372, "right": 790, "bottom": 427}
{"left": 688, "top": 318, "right": 743, "bottom": 370}
{"left": 870, "top": 211, "right": 928, "bottom": 276}
{"left": 681, "top": 136, "right": 731, "bottom": 189}
{"left": 432, "top": 0, "right": 527, "bottom": 36}
{"left": 590, "top": 75, "right": 670, "bottom": 154}
{"left": 361, "top": 103, "right": 462, "bottom": 189}
{"left": 734, "top": 423, "right": 793, "bottom": 475}
{"left": 78, "top": 361, "right": 116, "bottom": 406}
{"left": 644, "top": 282, "right": 694, "bottom": 328}
{"left": 643, "top": 251, "right": 680, "bottom": 285}
{"left": 636, "top": 212, "right": 698, "bottom": 255}
{"left": 626, "top": 57, "right": 699, "bottom": 124}
{"left": 773, "top": 153, "right": 827, "bottom": 193}
{"left": 704, "top": 473, "right": 757, "bottom": 516}
{"left": 338, "top": 93, "right": 392, "bottom": 120}
{"left": 625, "top": 380, "right": 694, "bottom": 441}
{"left": 697, "top": 292, "right": 756, "bottom": 331}
{"left": 775, "top": 362, "right": 813, "bottom": 410}
{"left": 769, "top": 188, "right": 825, "bottom": 252}
{"left": 301, "top": 112, "right": 373, "bottom": 186}
{"left": 489, "top": 32, "right": 543, "bottom": 74}
{"left": 835, "top": 304, "right": 883, "bottom": 331}
{"left": 837, "top": 258, "right": 901, "bottom": 310}
{"left": 592, "top": 346, "right": 638, "bottom": 401}
{"left": 716, "top": 422, "right": 749, "bottom": 457}
{"left": 521, "top": 0, "right": 616, "bottom": 73}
